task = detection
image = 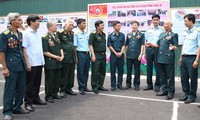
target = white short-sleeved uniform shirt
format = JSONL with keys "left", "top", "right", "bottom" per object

{"left": 22, "top": 27, "right": 45, "bottom": 66}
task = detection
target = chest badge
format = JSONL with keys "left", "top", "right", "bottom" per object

{"left": 97, "top": 36, "right": 101, "bottom": 41}
{"left": 166, "top": 36, "right": 171, "bottom": 40}
{"left": 128, "top": 35, "right": 132, "bottom": 39}
{"left": 8, "top": 37, "right": 18, "bottom": 48}
{"left": 136, "top": 35, "right": 141, "bottom": 39}
{"left": 48, "top": 39, "right": 55, "bottom": 46}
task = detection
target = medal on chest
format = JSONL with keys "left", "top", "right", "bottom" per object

{"left": 128, "top": 34, "right": 132, "bottom": 39}
{"left": 8, "top": 37, "right": 18, "bottom": 48}
{"left": 97, "top": 36, "right": 101, "bottom": 41}
{"left": 48, "top": 38, "right": 55, "bottom": 46}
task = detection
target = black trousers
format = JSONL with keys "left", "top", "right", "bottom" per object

{"left": 126, "top": 58, "right": 141, "bottom": 88}
{"left": 158, "top": 63, "right": 175, "bottom": 95}
{"left": 180, "top": 55, "right": 198, "bottom": 100}
{"left": 24, "top": 66, "right": 43, "bottom": 104}
{"left": 146, "top": 47, "right": 160, "bottom": 88}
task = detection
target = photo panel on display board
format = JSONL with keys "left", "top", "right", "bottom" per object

{"left": 88, "top": 0, "right": 170, "bottom": 37}
{"left": 171, "top": 8, "right": 200, "bottom": 45}
{"left": 88, "top": 0, "right": 170, "bottom": 74}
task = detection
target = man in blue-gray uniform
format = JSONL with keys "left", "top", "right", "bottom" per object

{"left": 144, "top": 14, "right": 164, "bottom": 92}
{"left": 74, "top": 18, "right": 92, "bottom": 95}
{"left": 0, "top": 13, "right": 29, "bottom": 120}
{"left": 125, "top": 20, "right": 145, "bottom": 91}
{"left": 107, "top": 21, "right": 125, "bottom": 91}
{"left": 146, "top": 20, "right": 178, "bottom": 100}
{"left": 179, "top": 14, "right": 200, "bottom": 104}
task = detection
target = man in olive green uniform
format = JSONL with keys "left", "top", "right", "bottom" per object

{"left": 146, "top": 20, "right": 178, "bottom": 100}
{"left": 125, "top": 21, "right": 145, "bottom": 91}
{"left": 42, "top": 21, "right": 64, "bottom": 103}
{"left": 89, "top": 20, "right": 108, "bottom": 94}
{"left": 0, "top": 13, "right": 29, "bottom": 120}
{"left": 57, "top": 20, "right": 77, "bottom": 96}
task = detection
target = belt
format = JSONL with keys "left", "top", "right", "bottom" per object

{"left": 182, "top": 54, "right": 196, "bottom": 57}
{"left": 94, "top": 51, "right": 105, "bottom": 55}
{"left": 78, "top": 51, "right": 89, "bottom": 54}
{"left": 147, "top": 46, "right": 153, "bottom": 48}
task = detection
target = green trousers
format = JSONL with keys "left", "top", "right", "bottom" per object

{"left": 45, "top": 68, "right": 61, "bottom": 99}
{"left": 60, "top": 63, "right": 75, "bottom": 92}
{"left": 91, "top": 53, "right": 106, "bottom": 91}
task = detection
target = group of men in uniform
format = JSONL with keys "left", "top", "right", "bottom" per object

{"left": 0, "top": 12, "right": 109, "bottom": 120}
{"left": 0, "top": 12, "right": 200, "bottom": 120}
{"left": 145, "top": 14, "right": 200, "bottom": 104}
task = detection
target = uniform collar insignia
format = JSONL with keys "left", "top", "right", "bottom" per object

{"left": 128, "top": 34, "right": 132, "bottom": 39}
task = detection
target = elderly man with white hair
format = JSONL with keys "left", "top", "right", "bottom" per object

{"left": 0, "top": 12, "right": 29, "bottom": 120}
{"left": 57, "top": 19, "right": 77, "bottom": 97}
{"left": 42, "top": 21, "right": 64, "bottom": 103}
{"left": 146, "top": 20, "right": 178, "bottom": 100}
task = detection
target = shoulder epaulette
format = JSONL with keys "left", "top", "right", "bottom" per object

{"left": 43, "top": 34, "right": 48, "bottom": 38}
{"left": 196, "top": 28, "right": 200, "bottom": 32}
{"left": 3, "top": 29, "right": 10, "bottom": 35}
{"left": 93, "top": 30, "right": 97, "bottom": 34}
{"left": 160, "top": 27, "right": 164, "bottom": 31}
{"left": 74, "top": 31, "right": 79, "bottom": 35}
{"left": 59, "top": 29, "right": 64, "bottom": 33}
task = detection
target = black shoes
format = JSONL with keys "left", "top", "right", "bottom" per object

{"left": 93, "top": 90, "right": 99, "bottom": 94}
{"left": 98, "top": 87, "right": 108, "bottom": 91}
{"left": 166, "top": 95, "right": 174, "bottom": 100}
{"left": 179, "top": 95, "right": 195, "bottom": 104}
{"left": 135, "top": 87, "right": 140, "bottom": 91}
{"left": 33, "top": 100, "right": 47, "bottom": 105}
{"left": 184, "top": 99, "right": 195, "bottom": 104}
{"left": 79, "top": 88, "right": 93, "bottom": 94}
{"left": 125, "top": 86, "right": 131, "bottom": 89}
{"left": 79, "top": 90, "right": 85, "bottom": 95}
{"left": 25, "top": 104, "right": 35, "bottom": 112}
{"left": 46, "top": 97, "right": 54, "bottom": 103}
{"left": 179, "top": 95, "right": 188, "bottom": 101}
{"left": 143, "top": 86, "right": 153, "bottom": 91}
{"left": 84, "top": 88, "right": 93, "bottom": 92}
{"left": 111, "top": 87, "right": 116, "bottom": 91}
{"left": 66, "top": 90, "right": 78, "bottom": 95}
{"left": 12, "top": 108, "right": 29, "bottom": 114}
{"left": 53, "top": 94, "right": 62, "bottom": 99}
{"left": 156, "top": 91, "right": 167, "bottom": 96}
{"left": 60, "top": 92, "right": 67, "bottom": 98}
{"left": 117, "top": 86, "right": 125, "bottom": 90}
{"left": 154, "top": 87, "right": 160, "bottom": 93}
